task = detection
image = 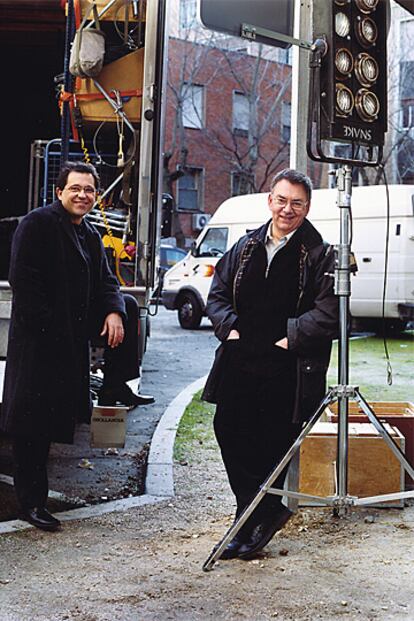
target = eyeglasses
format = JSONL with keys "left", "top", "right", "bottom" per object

{"left": 271, "top": 195, "right": 308, "bottom": 212}
{"left": 64, "top": 185, "right": 96, "bottom": 196}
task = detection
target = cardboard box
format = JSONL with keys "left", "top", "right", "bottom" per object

{"left": 326, "top": 401, "right": 414, "bottom": 488}
{"left": 90, "top": 405, "right": 129, "bottom": 448}
{"left": 298, "top": 422, "right": 405, "bottom": 507}
{"left": 75, "top": 48, "right": 144, "bottom": 124}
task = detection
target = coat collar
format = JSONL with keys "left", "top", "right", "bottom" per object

{"left": 50, "top": 200, "right": 89, "bottom": 260}
{"left": 250, "top": 218, "right": 324, "bottom": 251}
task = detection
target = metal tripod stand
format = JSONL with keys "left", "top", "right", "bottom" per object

{"left": 203, "top": 166, "right": 414, "bottom": 571}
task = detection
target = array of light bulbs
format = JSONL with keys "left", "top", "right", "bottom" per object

{"left": 333, "top": 0, "right": 381, "bottom": 123}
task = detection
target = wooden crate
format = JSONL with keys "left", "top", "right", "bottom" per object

{"left": 299, "top": 422, "right": 405, "bottom": 507}
{"left": 75, "top": 48, "right": 144, "bottom": 124}
{"left": 77, "top": 0, "right": 145, "bottom": 22}
{"left": 326, "top": 401, "right": 414, "bottom": 489}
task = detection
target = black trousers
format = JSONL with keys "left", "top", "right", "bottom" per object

{"left": 12, "top": 435, "right": 52, "bottom": 510}
{"left": 12, "top": 293, "right": 140, "bottom": 510}
{"left": 214, "top": 342, "right": 300, "bottom": 518}
{"left": 100, "top": 293, "right": 140, "bottom": 387}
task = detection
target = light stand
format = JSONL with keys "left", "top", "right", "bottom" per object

{"left": 203, "top": 165, "right": 414, "bottom": 572}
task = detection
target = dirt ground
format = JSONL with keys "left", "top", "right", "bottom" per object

{"left": 0, "top": 430, "right": 413, "bottom": 621}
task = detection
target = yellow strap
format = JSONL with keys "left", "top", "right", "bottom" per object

{"left": 80, "top": 136, "right": 126, "bottom": 285}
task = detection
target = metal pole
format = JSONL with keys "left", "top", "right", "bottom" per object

{"left": 61, "top": 0, "right": 75, "bottom": 165}
{"left": 202, "top": 162, "right": 414, "bottom": 570}
{"left": 335, "top": 166, "right": 352, "bottom": 501}
{"left": 290, "top": 0, "right": 311, "bottom": 174}
{"left": 92, "top": 80, "right": 136, "bottom": 133}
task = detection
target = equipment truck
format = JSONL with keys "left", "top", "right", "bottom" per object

{"left": 0, "top": 0, "right": 169, "bottom": 381}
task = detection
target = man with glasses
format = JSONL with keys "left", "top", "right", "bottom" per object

{"left": 1, "top": 161, "right": 153, "bottom": 531}
{"left": 203, "top": 168, "right": 338, "bottom": 560}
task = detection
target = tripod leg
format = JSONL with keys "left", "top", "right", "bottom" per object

{"left": 202, "top": 390, "right": 335, "bottom": 571}
{"left": 286, "top": 451, "right": 300, "bottom": 512}
{"left": 354, "top": 390, "right": 414, "bottom": 482}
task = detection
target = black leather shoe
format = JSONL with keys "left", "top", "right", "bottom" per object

{"left": 211, "top": 511, "right": 256, "bottom": 560}
{"left": 98, "top": 383, "right": 155, "bottom": 407}
{"left": 22, "top": 507, "right": 61, "bottom": 532}
{"left": 237, "top": 506, "right": 293, "bottom": 560}
{"left": 213, "top": 533, "right": 246, "bottom": 560}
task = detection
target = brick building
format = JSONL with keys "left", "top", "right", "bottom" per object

{"left": 164, "top": 2, "right": 293, "bottom": 244}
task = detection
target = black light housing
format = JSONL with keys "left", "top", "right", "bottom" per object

{"left": 309, "top": 0, "right": 388, "bottom": 165}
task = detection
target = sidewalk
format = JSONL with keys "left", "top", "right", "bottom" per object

{"left": 0, "top": 307, "right": 218, "bottom": 522}
{"left": 0, "top": 375, "right": 413, "bottom": 621}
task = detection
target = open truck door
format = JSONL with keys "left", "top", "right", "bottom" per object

{"left": 0, "top": 0, "right": 170, "bottom": 369}
{"left": 61, "top": 0, "right": 168, "bottom": 304}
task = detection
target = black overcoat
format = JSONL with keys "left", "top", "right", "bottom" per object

{"left": 202, "top": 219, "right": 339, "bottom": 424}
{"left": 0, "top": 201, "right": 125, "bottom": 443}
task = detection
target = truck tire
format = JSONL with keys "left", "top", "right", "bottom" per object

{"left": 177, "top": 293, "right": 202, "bottom": 329}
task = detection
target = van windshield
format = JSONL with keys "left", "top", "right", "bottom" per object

{"left": 197, "top": 227, "right": 228, "bottom": 257}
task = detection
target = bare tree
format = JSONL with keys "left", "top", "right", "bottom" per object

{"left": 163, "top": 30, "right": 223, "bottom": 243}
{"left": 164, "top": 15, "right": 292, "bottom": 243}
{"left": 204, "top": 44, "right": 291, "bottom": 193}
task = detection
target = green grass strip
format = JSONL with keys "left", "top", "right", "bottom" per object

{"left": 174, "top": 390, "right": 216, "bottom": 462}
{"left": 175, "top": 333, "right": 413, "bottom": 460}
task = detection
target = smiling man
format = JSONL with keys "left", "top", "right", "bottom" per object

{"left": 202, "top": 168, "right": 338, "bottom": 560}
{"left": 0, "top": 161, "right": 153, "bottom": 532}
{"left": 56, "top": 169, "right": 98, "bottom": 223}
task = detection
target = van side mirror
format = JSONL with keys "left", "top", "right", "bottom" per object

{"left": 190, "top": 241, "right": 198, "bottom": 257}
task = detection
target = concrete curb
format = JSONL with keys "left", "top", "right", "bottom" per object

{"left": 0, "top": 375, "right": 207, "bottom": 535}
{"left": 145, "top": 375, "right": 208, "bottom": 497}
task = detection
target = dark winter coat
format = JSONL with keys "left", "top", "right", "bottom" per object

{"left": 201, "top": 218, "right": 338, "bottom": 424}
{"left": 0, "top": 201, "right": 125, "bottom": 443}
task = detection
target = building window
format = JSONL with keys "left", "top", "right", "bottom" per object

{"left": 231, "top": 172, "right": 254, "bottom": 196}
{"left": 180, "top": 0, "right": 197, "bottom": 30}
{"left": 275, "top": 47, "right": 293, "bottom": 65}
{"left": 401, "top": 104, "right": 414, "bottom": 129}
{"left": 177, "top": 167, "right": 203, "bottom": 211}
{"left": 233, "top": 91, "right": 249, "bottom": 136}
{"left": 182, "top": 84, "right": 204, "bottom": 129}
{"left": 400, "top": 60, "right": 414, "bottom": 100}
{"left": 282, "top": 102, "right": 291, "bottom": 143}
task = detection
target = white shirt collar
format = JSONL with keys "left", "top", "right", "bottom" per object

{"left": 266, "top": 222, "right": 297, "bottom": 246}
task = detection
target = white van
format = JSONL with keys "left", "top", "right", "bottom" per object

{"left": 162, "top": 185, "right": 414, "bottom": 331}
{"left": 162, "top": 193, "right": 268, "bottom": 328}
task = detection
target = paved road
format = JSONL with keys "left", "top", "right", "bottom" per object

{"left": 133, "top": 306, "right": 216, "bottom": 445}
{"left": 0, "top": 306, "right": 217, "bottom": 519}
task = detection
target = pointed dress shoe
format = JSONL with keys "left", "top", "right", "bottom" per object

{"left": 212, "top": 512, "right": 256, "bottom": 560}
{"left": 237, "top": 506, "right": 293, "bottom": 560}
{"left": 213, "top": 533, "right": 247, "bottom": 560}
{"left": 98, "top": 383, "right": 155, "bottom": 407}
{"left": 22, "top": 507, "right": 61, "bottom": 532}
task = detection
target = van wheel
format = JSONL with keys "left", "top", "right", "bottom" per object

{"left": 177, "top": 293, "right": 202, "bottom": 329}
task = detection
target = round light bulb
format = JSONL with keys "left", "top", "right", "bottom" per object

{"left": 335, "top": 48, "right": 354, "bottom": 75}
{"left": 356, "top": 0, "right": 379, "bottom": 14}
{"left": 355, "top": 88, "right": 380, "bottom": 121}
{"left": 355, "top": 53, "right": 379, "bottom": 86}
{"left": 335, "top": 12, "right": 351, "bottom": 37}
{"left": 336, "top": 83, "right": 354, "bottom": 116}
{"left": 356, "top": 17, "right": 378, "bottom": 47}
